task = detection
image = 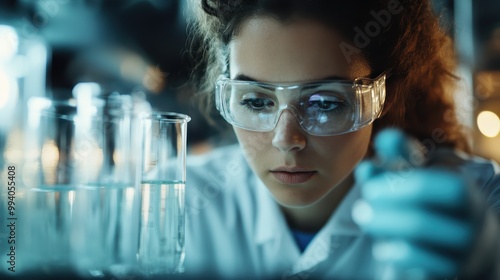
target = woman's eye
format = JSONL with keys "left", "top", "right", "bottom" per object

{"left": 310, "top": 100, "right": 340, "bottom": 110}
{"left": 240, "top": 98, "right": 275, "bottom": 110}
{"left": 307, "top": 94, "right": 345, "bottom": 112}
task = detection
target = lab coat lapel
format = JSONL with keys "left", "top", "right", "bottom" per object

{"left": 252, "top": 174, "right": 365, "bottom": 278}
{"left": 288, "top": 183, "right": 364, "bottom": 277}
{"left": 254, "top": 177, "right": 301, "bottom": 276}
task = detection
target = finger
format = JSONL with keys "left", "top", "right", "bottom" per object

{"left": 373, "top": 240, "right": 459, "bottom": 277}
{"left": 373, "top": 128, "right": 427, "bottom": 169}
{"left": 361, "top": 169, "right": 467, "bottom": 209}
{"left": 355, "top": 206, "right": 473, "bottom": 249}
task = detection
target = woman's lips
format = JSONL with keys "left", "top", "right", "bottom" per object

{"left": 270, "top": 171, "right": 317, "bottom": 184}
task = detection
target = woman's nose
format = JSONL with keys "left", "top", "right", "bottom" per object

{"left": 271, "top": 110, "right": 307, "bottom": 152}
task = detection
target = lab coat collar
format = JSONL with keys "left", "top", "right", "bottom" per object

{"left": 290, "top": 182, "right": 363, "bottom": 274}
{"left": 254, "top": 175, "right": 363, "bottom": 245}
{"left": 319, "top": 181, "right": 363, "bottom": 236}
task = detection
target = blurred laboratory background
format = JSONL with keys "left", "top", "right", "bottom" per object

{"left": 0, "top": 0, "right": 499, "bottom": 159}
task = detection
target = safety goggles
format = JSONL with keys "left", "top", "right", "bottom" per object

{"left": 215, "top": 71, "right": 387, "bottom": 136}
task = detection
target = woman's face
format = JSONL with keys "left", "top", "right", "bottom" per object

{"left": 229, "top": 16, "right": 373, "bottom": 207}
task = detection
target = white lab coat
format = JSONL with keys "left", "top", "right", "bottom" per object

{"left": 183, "top": 144, "right": 500, "bottom": 279}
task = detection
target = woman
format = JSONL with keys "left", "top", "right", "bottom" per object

{"left": 184, "top": 0, "right": 500, "bottom": 279}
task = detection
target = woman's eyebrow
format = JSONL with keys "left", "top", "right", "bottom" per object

{"left": 233, "top": 74, "right": 257, "bottom": 82}
{"left": 314, "top": 75, "right": 351, "bottom": 82}
{"left": 232, "top": 74, "right": 276, "bottom": 91}
{"left": 234, "top": 74, "right": 350, "bottom": 82}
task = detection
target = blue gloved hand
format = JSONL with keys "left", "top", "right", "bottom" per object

{"left": 352, "top": 128, "right": 500, "bottom": 279}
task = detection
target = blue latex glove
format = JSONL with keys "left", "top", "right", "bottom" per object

{"left": 352, "top": 129, "right": 500, "bottom": 279}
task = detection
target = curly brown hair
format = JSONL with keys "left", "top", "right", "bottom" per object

{"left": 188, "top": 0, "right": 470, "bottom": 153}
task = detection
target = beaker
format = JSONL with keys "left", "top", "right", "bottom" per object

{"left": 0, "top": 23, "right": 48, "bottom": 274}
{"left": 21, "top": 95, "right": 140, "bottom": 277}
